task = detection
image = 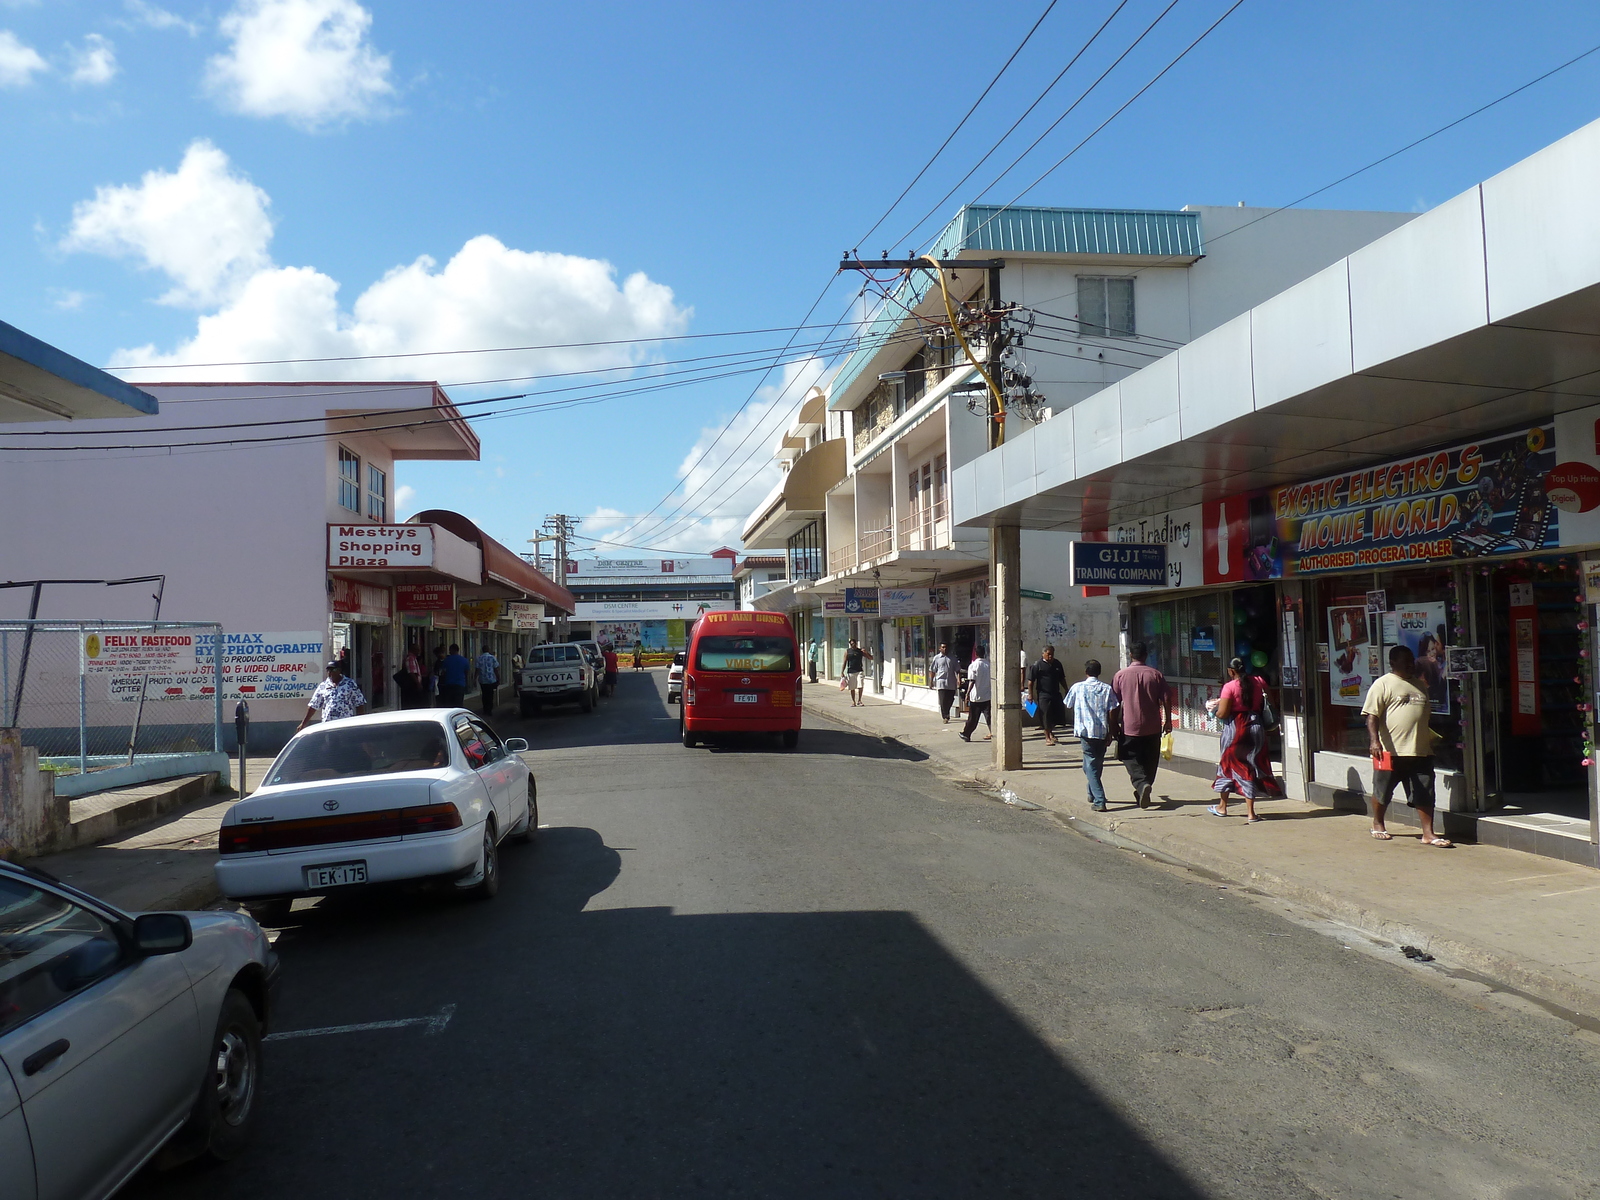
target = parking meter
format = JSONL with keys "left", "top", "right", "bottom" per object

{"left": 234, "top": 700, "right": 249, "bottom": 794}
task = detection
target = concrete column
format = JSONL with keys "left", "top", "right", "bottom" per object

{"left": 991, "top": 522, "right": 1022, "bottom": 771}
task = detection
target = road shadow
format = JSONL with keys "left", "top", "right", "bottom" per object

{"left": 495, "top": 669, "right": 678, "bottom": 752}
{"left": 137, "top": 825, "right": 1203, "bottom": 1200}
{"left": 698, "top": 722, "right": 929, "bottom": 762}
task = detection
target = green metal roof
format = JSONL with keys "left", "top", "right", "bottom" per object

{"left": 828, "top": 205, "right": 1200, "bottom": 411}
{"left": 930, "top": 204, "right": 1203, "bottom": 259}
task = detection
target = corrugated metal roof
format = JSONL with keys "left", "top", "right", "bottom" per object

{"left": 930, "top": 205, "right": 1203, "bottom": 258}
{"left": 828, "top": 205, "right": 1200, "bottom": 410}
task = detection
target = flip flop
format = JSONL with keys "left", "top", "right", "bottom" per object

{"left": 1244, "top": 816, "right": 1264, "bottom": 824}
{"left": 1420, "top": 836, "right": 1454, "bottom": 847}
{"left": 1207, "top": 805, "right": 1229, "bottom": 817}
{"left": 1370, "top": 829, "right": 1393, "bottom": 840}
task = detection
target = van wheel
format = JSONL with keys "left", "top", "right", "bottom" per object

{"left": 681, "top": 713, "right": 697, "bottom": 748}
{"left": 782, "top": 729, "right": 799, "bottom": 750}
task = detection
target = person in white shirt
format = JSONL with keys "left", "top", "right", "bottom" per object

{"left": 958, "top": 645, "right": 992, "bottom": 742}
{"left": 930, "top": 642, "right": 959, "bottom": 723}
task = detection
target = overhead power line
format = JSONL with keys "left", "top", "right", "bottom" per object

{"left": 853, "top": 0, "right": 1060, "bottom": 251}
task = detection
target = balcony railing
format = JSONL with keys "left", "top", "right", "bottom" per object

{"left": 828, "top": 540, "right": 857, "bottom": 576}
{"left": 897, "top": 499, "right": 951, "bottom": 552}
{"left": 859, "top": 522, "right": 893, "bottom": 563}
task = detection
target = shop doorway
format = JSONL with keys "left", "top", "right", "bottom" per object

{"left": 1485, "top": 556, "right": 1588, "bottom": 818}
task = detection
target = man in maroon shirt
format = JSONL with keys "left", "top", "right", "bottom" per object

{"left": 1111, "top": 641, "right": 1172, "bottom": 809}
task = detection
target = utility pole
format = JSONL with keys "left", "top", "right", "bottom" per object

{"left": 837, "top": 254, "right": 1021, "bottom": 769}
{"left": 539, "top": 514, "right": 578, "bottom": 641}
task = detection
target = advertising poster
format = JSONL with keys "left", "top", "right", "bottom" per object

{"left": 110, "top": 631, "right": 324, "bottom": 702}
{"left": 1209, "top": 424, "right": 1559, "bottom": 581}
{"left": 83, "top": 631, "right": 198, "bottom": 674}
{"left": 1392, "top": 603, "right": 1450, "bottom": 714}
{"left": 1327, "top": 605, "right": 1377, "bottom": 708}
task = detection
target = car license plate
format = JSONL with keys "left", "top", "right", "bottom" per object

{"left": 732, "top": 693, "right": 759, "bottom": 704}
{"left": 305, "top": 861, "right": 367, "bottom": 889}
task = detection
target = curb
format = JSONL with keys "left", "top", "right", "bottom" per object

{"left": 807, "top": 698, "right": 1600, "bottom": 1021}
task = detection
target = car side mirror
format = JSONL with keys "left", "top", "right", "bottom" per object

{"left": 133, "top": 913, "right": 192, "bottom": 955}
{"left": 503, "top": 738, "right": 529, "bottom": 753}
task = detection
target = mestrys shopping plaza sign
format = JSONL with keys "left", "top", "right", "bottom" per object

{"left": 1202, "top": 423, "right": 1564, "bottom": 581}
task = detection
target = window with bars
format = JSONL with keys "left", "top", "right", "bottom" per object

{"left": 367, "top": 464, "right": 387, "bottom": 521}
{"left": 338, "top": 446, "right": 361, "bottom": 512}
{"left": 1077, "top": 276, "right": 1136, "bottom": 338}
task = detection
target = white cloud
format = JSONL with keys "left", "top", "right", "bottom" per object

{"left": 394, "top": 484, "right": 416, "bottom": 513}
{"left": 0, "top": 30, "right": 47, "bottom": 87}
{"left": 585, "top": 357, "right": 826, "bottom": 554}
{"left": 67, "top": 33, "right": 117, "bottom": 85}
{"left": 205, "top": 0, "right": 394, "bottom": 129}
{"left": 62, "top": 140, "right": 273, "bottom": 308}
{"left": 50, "top": 289, "right": 89, "bottom": 311}
{"left": 120, "top": 0, "right": 201, "bottom": 35}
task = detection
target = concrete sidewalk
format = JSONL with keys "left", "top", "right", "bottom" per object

{"left": 26, "top": 756, "right": 277, "bottom": 913}
{"left": 807, "top": 685, "right": 1600, "bottom": 1019}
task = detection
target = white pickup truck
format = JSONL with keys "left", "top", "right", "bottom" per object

{"left": 518, "top": 642, "right": 598, "bottom": 716}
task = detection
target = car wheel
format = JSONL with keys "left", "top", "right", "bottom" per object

{"left": 464, "top": 821, "right": 500, "bottom": 900}
{"left": 519, "top": 697, "right": 535, "bottom": 717}
{"left": 579, "top": 689, "right": 593, "bottom": 713}
{"left": 512, "top": 777, "right": 539, "bottom": 843}
{"left": 681, "top": 712, "right": 697, "bottom": 748}
{"left": 782, "top": 728, "right": 799, "bottom": 750}
{"left": 202, "top": 989, "right": 262, "bottom": 1161}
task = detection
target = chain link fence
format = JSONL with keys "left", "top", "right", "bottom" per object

{"left": 0, "top": 621, "right": 224, "bottom": 789}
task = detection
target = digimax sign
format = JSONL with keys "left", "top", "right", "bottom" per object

{"left": 328, "top": 524, "right": 434, "bottom": 569}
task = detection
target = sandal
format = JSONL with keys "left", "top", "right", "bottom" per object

{"left": 1420, "top": 836, "right": 1453, "bottom": 847}
{"left": 1207, "top": 805, "right": 1229, "bottom": 818}
{"left": 1370, "top": 829, "right": 1393, "bottom": 840}
{"left": 1244, "top": 816, "right": 1264, "bottom": 824}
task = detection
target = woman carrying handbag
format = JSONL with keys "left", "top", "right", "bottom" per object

{"left": 1208, "top": 656, "right": 1280, "bottom": 822}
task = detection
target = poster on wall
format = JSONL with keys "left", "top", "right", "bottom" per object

{"left": 1327, "top": 605, "right": 1377, "bottom": 708}
{"left": 109, "top": 632, "right": 324, "bottom": 702}
{"left": 1391, "top": 603, "right": 1450, "bottom": 714}
{"left": 1207, "top": 424, "right": 1559, "bottom": 582}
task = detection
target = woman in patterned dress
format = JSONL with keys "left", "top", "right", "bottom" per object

{"left": 1209, "top": 657, "right": 1278, "bottom": 822}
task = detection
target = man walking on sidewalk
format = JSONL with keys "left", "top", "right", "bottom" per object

{"left": 1112, "top": 641, "right": 1171, "bottom": 808}
{"left": 958, "top": 645, "right": 992, "bottom": 742}
{"left": 1363, "top": 644, "right": 1453, "bottom": 847}
{"left": 474, "top": 646, "right": 501, "bottom": 715}
{"left": 1065, "top": 659, "right": 1118, "bottom": 811}
{"left": 1028, "top": 644, "right": 1069, "bottom": 745}
{"left": 844, "top": 638, "right": 873, "bottom": 707}
{"left": 931, "top": 642, "right": 959, "bottom": 723}
{"left": 438, "top": 643, "right": 470, "bottom": 709}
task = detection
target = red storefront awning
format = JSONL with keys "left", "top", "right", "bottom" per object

{"left": 407, "top": 509, "right": 575, "bottom": 614}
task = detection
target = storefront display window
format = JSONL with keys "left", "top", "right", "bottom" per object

{"left": 897, "top": 616, "right": 928, "bottom": 686}
{"left": 1134, "top": 587, "right": 1281, "bottom": 737}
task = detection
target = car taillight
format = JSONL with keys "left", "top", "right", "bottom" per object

{"left": 218, "top": 803, "right": 464, "bottom": 854}
{"left": 685, "top": 674, "right": 696, "bottom": 704}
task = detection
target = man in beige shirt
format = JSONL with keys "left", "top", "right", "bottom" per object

{"left": 1361, "top": 644, "right": 1451, "bottom": 846}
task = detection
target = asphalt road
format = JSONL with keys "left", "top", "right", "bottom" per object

{"left": 133, "top": 669, "right": 1600, "bottom": 1199}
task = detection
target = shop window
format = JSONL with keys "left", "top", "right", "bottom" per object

{"left": 338, "top": 446, "right": 361, "bottom": 512}
{"left": 897, "top": 617, "right": 929, "bottom": 686}
{"left": 367, "top": 465, "right": 387, "bottom": 521}
{"left": 1077, "top": 276, "right": 1135, "bottom": 338}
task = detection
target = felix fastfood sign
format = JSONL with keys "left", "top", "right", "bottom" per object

{"left": 328, "top": 524, "right": 434, "bottom": 569}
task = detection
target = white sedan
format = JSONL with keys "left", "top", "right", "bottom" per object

{"left": 214, "top": 709, "right": 536, "bottom": 911}
{"left": 0, "top": 858, "right": 277, "bottom": 1198}
{"left": 667, "top": 651, "right": 686, "bottom": 703}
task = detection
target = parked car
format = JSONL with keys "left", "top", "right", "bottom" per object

{"left": 667, "top": 651, "right": 686, "bottom": 703}
{"left": 0, "top": 858, "right": 277, "bottom": 1198}
{"left": 518, "top": 642, "right": 598, "bottom": 716}
{"left": 214, "top": 710, "right": 536, "bottom": 911}
{"left": 680, "top": 610, "right": 802, "bottom": 749}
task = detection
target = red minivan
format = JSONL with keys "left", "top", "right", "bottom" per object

{"left": 680, "top": 610, "right": 803, "bottom": 749}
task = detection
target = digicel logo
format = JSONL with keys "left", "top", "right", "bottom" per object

{"left": 1546, "top": 462, "right": 1600, "bottom": 513}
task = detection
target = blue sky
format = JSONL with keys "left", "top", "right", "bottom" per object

{"left": 5, "top": 0, "right": 1600, "bottom": 557}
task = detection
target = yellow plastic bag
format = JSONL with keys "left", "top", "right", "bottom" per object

{"left": 1160, "top": 731, "right": 1174, "bottom": 760}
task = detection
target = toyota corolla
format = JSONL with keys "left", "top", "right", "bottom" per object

{"left": 214, "top": 710, "right": 536, "bottom": 913}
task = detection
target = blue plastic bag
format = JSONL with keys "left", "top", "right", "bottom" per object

{"left": 1023, "top": 699, "right": 1038, "bottom": 718}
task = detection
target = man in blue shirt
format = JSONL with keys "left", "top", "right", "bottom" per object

{"left": 438, "top": 643, "right": 471, "bottom": 709}
{"left": 474, "top": 648, "right": 501, "bottom": 715}
{"left": 1065, "top": 658, "right": 1119, "bottom": 811}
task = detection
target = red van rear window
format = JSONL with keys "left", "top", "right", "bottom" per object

{"left": 694, "top": 635, "right": 794, "bottom": 672}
